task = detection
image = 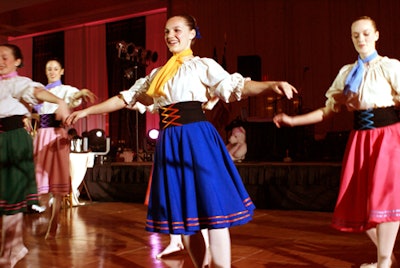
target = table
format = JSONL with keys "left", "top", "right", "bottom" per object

{"left": 69, "top": 152, "right": 95, "bottom": 205}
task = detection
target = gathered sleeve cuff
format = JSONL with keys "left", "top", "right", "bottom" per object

{"left": 198, "top": 58, "right": 248, "bottom": 109}
{"left": 119, "top": 76, "right": 152, "bottom": 113}
{"left": 213, "top": 72, "right": 248, "bottom": 103}
{"left": 324, "top": 65, "right": 352, "bottom": 113}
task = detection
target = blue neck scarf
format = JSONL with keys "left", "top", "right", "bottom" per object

{"left": 46, "top": 80, "right": 62, "bottom": 89}
{"left": 344, "top": 50, "right": 378, "bottom": 94}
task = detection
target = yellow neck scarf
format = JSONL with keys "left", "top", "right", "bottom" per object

{"left": 146, "top": 48, "right": 193, "bottom": 97}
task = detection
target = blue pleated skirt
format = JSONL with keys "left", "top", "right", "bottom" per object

{"left": 145, "top": 121, "right": 255, "bottom": 235}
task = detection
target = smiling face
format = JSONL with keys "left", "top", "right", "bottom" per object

{"left": 0, "top": 45, "right": 21, "bottom": 76}
{"left": 164, "top": 16, "right": 196, "bottom": 54}
{"left": 351, "top": 18, "right": 379, "bottom": 59}
{"left": 45, "top": 60, "right": 64, "bottom": 83}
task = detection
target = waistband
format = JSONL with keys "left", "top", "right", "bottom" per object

{"left": 0, "top": 115, "right": 24, "bottom": 133}
{"left": 353, "top": 106, "right": 400, "bottom": 130}
{"left": 39, "top": 114, "right": 62, "bottom": 128}
{"left": 159, "top": 101, "right": 207, "bottom": 129}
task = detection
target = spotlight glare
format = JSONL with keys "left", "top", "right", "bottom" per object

{"left": 148, "top": 129, "right": 159, "bottom": 140}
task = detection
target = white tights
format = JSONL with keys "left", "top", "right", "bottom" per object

{"left": 366, "top": 221, "right": 399, "bottom": 268}
{"left": 182, "top": 228, "right": 231, "bottom": 268}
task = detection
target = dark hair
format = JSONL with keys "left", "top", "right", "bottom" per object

{"left": 46, "top": 57, "right": 64, "bottom": 68}
{"left": 172, "top": 14, "right": 202, "bottom": 43}
{"left": 352, "top": 16, "right": 378, "bottom": 31}
{"left": 0, "top": 43, "right": 24, "bottom": 68}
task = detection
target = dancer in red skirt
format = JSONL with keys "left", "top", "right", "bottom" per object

{"left": 274, "top": 16, "right": 400, "bottom": 268}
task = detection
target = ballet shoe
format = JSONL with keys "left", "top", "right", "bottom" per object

{"left": 156, "top": 243, "right": 184, "bottom": 259}
{"left": 10, "top": 247, "right": 28, "bottom": 268}
{"left": 360, "top": 260, "right": 397, "bottom": 268}
{"left": 72, "top": 201, "right": 85, "bottom": 207}
{"left": 360, "top": 263, "right": 376, "bottom": 268}
{"left": 31, "top": 204, "right": 46, "bottom": 213}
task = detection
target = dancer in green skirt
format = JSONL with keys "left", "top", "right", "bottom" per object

{"left": 0, "top": 44, "right": 69, "bottom": 268}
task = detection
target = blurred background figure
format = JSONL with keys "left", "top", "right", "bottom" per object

{"left": 33, "top": 58, "right": 96, "bottom": 239}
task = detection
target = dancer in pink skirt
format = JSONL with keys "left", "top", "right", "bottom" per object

{"left": 274, "top": 16, "right": 400, "bottom": 268}
{"left": 34, "top": 58, "right": 95, "bottom": 239}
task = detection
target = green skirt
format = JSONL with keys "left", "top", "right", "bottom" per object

{"left": 0, "top": 127, "right": 38, "bottom": 215}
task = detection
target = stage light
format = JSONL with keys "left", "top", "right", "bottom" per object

{"left": 148, "top": 128, "right": 159, "bottom": 141}
{"left": 142, "top": 128, "right": 159, "bottom": 161}
{"left": 84, "top": 128, "right": 111, "bottom": 165}
{"left": 116, "top": 40, "right": 158, "bottom": 66}
{"left": 86, "top": 129, "right": 107, "bottom": 152}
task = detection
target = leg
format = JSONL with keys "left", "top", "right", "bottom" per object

{"left": 0, "top": 213, "right": 28, "bottom": 268}
{"left": 364, "top": 225, "right": 398, "bottom": 268}
{"left": 10, "top": 214, "right": 28, "bottom": 268}
{"left": 201, "top": 229, "right": 210, "bottom": 248}
{"left": 182, "top": 231, "right": 207, "bottom": 268}
{"left": 200, "top": 229, "right": 210, "bottom": 266}
{"left": 156, "top": 234, "right": 185, "bottom": 259}
{"left": 376, "top": 221, "right": 399, "bottom": 268}
{"left": 45, "top": 194, "right": 62, "bottom": 239}
{"left": 208, "top": 228, "right": 231, "bottom": 268}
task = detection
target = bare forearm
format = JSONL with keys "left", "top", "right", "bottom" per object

{"left": 291, "top": 107, "right": 332, "bottom": 126}
{"left": 242, "top": 80, "right": 297, "bottom": 99}
{"left": 34, "top": 87, "right": 64, "bottom": 105}
{"left": 84, "top": 95, "right": 126, "bottom": 115}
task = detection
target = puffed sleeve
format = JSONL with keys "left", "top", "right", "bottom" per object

{"left": 198, "top": 58, "right": 247, "bottom": 103}
{"left": 14, "top": 78, "right": 44, "bottom": 106}
{"left": 120, "top": 70, "right": 156, "bottom": 112}
{"left": 324, "top": 64, "right": 352, "bottom": 112}
{"left": 381, "top": 58, "right": 400, "bottom": 102}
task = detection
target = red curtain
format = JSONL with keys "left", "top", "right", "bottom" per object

{"left": 10, "top": 38, "right": 33, "bottom": 78}
{"left": 65, "top": 25, "right": 108, "bottom": 136}
{"left": 144, "top": 12, "right": 167, "bottom": 134}
{"left": 10, "top": 10, "right": 167, "bottom": 141}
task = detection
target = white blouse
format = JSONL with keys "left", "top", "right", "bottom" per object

{"left": 120, "top": 56, "right": 247, "bottom": 113}
{"left": 0, "top": 76, "right": 43, "bottom": 118}
{"left": 38, "top": 84, "right": 80, "bottom": 114}
{"left": 325, "top": 56, "right": 400, "bottom": 112}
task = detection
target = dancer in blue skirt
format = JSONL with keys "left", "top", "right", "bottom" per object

{"left": 66, "top": 14, "right": 297, "bottom": 268}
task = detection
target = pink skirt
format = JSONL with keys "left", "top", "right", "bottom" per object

{"left": 332, "top": 122, "right": 400, "bottom": 232}
{"left": 34, "top": 127, "right": 71, "bottom": 195}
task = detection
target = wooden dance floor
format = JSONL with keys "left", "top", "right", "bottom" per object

{"left": 10, "top": 201, "right": 400, "bottom": 268}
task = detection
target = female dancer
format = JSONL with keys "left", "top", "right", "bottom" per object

{"left": 67, "top": 14, "right": 297, "bottom": 267}
{"left": 274, "top": 16, "right": 400, "bottom": 268}
{"left": 0, "top": 44, "right": 69, "bottom": 267}
{"left": 34, "top": 58, "right": 95, "bottom": 239}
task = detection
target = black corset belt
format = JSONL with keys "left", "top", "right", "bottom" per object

{"left": 159, "top": 101, "right": 207, "bottom": 129}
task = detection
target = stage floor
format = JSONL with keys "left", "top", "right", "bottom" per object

{"left": 11, "top": 201, "right": 398, "bottom": 268}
